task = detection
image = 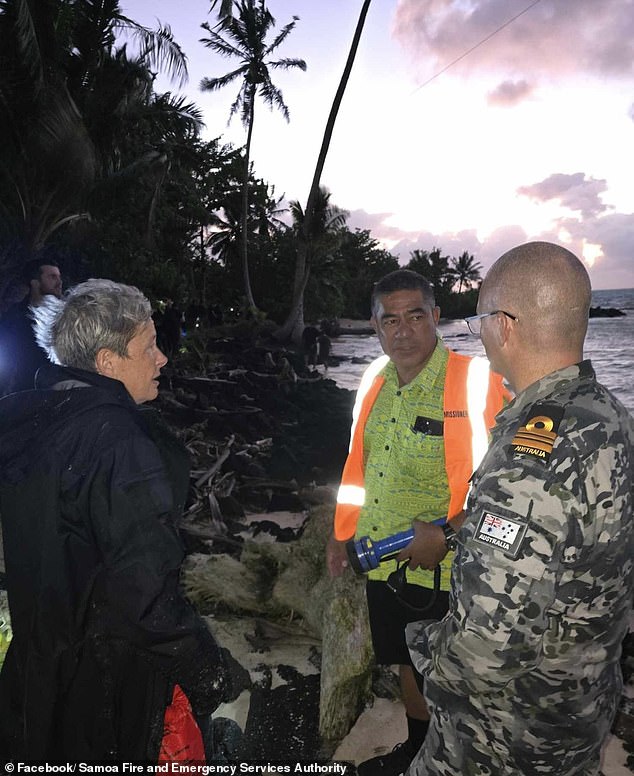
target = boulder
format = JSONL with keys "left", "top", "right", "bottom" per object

{"left": 182, "top": 502, "right": 375, "bottom": 749}
{"left": 319, "top": 572, "right": 374, "bottom": 746}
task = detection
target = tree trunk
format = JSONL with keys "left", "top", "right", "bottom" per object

{"left": 199, "top": 225, "right": 206, "bottom": 306}
{"left": 283, "top": 245, "right": 310, "bottom": 343}
{"left": 275, "top": 0, "right": 372, "bottom": 342}
{"left": 241, "top": 95, "right": 257, "bottom": 313}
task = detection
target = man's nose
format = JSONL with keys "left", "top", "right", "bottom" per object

{"left": 393, "top": 318, "right": 411, "bottom": 336}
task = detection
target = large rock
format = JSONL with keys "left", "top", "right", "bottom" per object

{"left": 182, "top": 502, "right": 375, "bottom": 750}
{"left": 319, "top": 572, "right": 374, "bottom": 746}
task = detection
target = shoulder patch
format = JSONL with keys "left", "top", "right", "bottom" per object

{"left": 474, "top": 511, "right": 528, "bottom": 558}
{"left": 510, "top": 403, "right": 564, "bottom": 463}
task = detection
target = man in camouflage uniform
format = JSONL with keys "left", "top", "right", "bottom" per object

{"left": 406, "top": 241, "right": 634, "bottom": 776}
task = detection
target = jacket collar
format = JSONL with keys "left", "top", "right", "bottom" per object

{"left": 35, "top": 362, "right": 136, "bottom": 407}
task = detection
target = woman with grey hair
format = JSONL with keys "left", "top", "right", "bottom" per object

{"left": 0, "top": 279, "right": 228, "bottom": 761}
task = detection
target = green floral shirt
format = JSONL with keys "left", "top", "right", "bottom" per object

{"left": 358, "top": 340, "right": 454, "bottom": 589}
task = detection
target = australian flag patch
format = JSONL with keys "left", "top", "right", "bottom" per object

{"left": 474, "top": 511, "right": 528, "bottom": 558}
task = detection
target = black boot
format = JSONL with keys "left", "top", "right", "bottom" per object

{"left": 357, "top": 740, "right": 416, "bottom": 776}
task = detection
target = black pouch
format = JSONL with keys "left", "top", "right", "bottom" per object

{"left": 412, "top": 416, "right": 444, "bottom": 436}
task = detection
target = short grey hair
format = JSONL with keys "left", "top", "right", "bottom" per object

{"left": 33, "top": 279, "right": 152, "bottom": 371}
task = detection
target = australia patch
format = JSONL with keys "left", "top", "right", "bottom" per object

{"left": 510, "top": 403, "right": 564, "bottom": 462}
{"left": 474, "top": 511, "right": 528, "bottom": 558}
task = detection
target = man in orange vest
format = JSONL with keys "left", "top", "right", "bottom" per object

{"left": 326, "top": 269, "right": 508, "bottom": 776}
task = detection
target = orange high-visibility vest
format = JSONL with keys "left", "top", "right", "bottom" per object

{"left": 334, "top": 351, "right": 509, "bottom": 541}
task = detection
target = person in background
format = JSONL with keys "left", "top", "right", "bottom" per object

{"left": 0, "top": 259, "right": 62, "bottom": 394}
{"left": 406, "top": 242, "right": 634, "bottom": 776}
{"left": 0, "top": 279, "right": 227, "bottom": 761}
{"left": 317, "top": 322, "right": 331, "bottom": 371}
{"left": 302, "top": 324, "right": 320, "bottom": 368}
{"left": 155, "top": 298, "right": 183, "bottom": 359}
{"left": 327, "top": 269, "right": 508, "bottom": 776}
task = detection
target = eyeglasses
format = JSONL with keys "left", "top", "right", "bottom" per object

{"left": 464, "top": 310, "right": 518, "bottom": 336}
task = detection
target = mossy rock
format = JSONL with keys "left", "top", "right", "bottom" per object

{"left": 319, "top": 572, "right": 374, "bottom": 743}
{"left": 183, "top": 553, "right": 272, "bottom": 615}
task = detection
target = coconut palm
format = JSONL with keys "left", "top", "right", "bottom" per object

{"left": 407, "top": 247, "right": 456, "bottom": 309}
{"left": 290, "top": 188, "right": 347, "bottom": 239}
{"left": 0, "top": 0, "right": 192, "bottom": 296}
{"left": 276, "top": 0, "right": 372, "bottom": 342}
{"left": 288, "top": 187, "right": 348, "bottom": 329}
{"left": 451, "top": 250, "right": 482, "bottom": 293}
{"left": 199, "top": 0, "right": 306, "bottom": 313}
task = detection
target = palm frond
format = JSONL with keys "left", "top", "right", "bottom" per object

{"left": 258, "top": 79, "right": 289, "bottom": 121}
{"left": 148, "top": 91, "right": 205, "bottom": 137}
{"left": 266, "top": 16, "right": 299, "bottom": 54}
{"left": 1, "top": 0, "right": 44, "bottom": 91}
{"left": 269, "top": 57, "right": 306, "bottom": 72}
{"left": 238, "top": 83, "right": 254, "bottom": 127}
{"left": 230, "top": 83, "right": 250, "bottom": 125}
{"left": 209, "top": 0, "right": 235, "bottom": 21}
{"left": 200, "top": 65, "right": 248, "bottom": 93}
{"left": 114, "top": 17, "right": 188, "bottom": 87}
{"left": 199, "top": 23, "right": 245, "bottom": 59}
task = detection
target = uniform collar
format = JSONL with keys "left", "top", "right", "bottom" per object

{"left": 497, "top": 360, "right": 595, "bottom": 421}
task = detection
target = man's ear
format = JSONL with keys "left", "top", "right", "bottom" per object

{"left": 95, "top": 347, "right": 117, "bottom": 377}
{"left": 432, "top": 306, "right": 441, "bottom": 325}
{"left": 497, "top": 311, "right": 515, "bottom": 347}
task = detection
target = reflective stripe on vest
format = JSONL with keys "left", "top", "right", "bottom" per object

{"left": 445, "top": 354, "right": 490, "bottom": 516}
{"left": 334, "top": 350, "right": 507, "bottom": 540}
{"left": 467, "top": 356, "right": 491, "bottom": 477}
{"left": 347, "top": 354, "right": 389, "bottom": 452}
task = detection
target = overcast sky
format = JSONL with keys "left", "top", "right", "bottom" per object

{"left": 121, "top": 0, "right": 634, "bottom": 289}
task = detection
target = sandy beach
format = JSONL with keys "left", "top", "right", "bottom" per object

{"left": 200, "top": 508, "right": 634, "bottom": 774}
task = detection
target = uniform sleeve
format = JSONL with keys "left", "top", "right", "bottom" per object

{"left": 86, "top": 430, "right": 227, "bottom": 714}
{"left": 410, "top": 442, "right": 595, "bottom": 698}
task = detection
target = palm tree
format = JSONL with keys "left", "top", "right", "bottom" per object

{"left": 199, "top": 0, "right": 306, "bottom": 313}
{"left": 406, "top": 247, "right": 456, "bottom": 307}
{"left": 0, "top": 0, "right": 192, "bottom": 300}
{"left": 407, "top": 249, "right": 433, "bottom": 279}
{"left": 0, "top": 0, "right": 97, "bottom": 263}
{"left": 451, "top": 250, "right": 482, "bottom": 293}
{"left": 288, "top": 187, "right": 348, "bottom": 329}
{"left": 289, "top": 188, "right": 348, "bottom": 241}
{"left": 276, "top": 0, "right": 372, "bottom": 343}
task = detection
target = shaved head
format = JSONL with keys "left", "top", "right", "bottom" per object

{"left": 480, "top": 241, "right": 591, "bottom": 353}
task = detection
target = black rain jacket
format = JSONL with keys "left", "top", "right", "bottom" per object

{"left": 0, "top": 365, "right": 227, "bottom": 760}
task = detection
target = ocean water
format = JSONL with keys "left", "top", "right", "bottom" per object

{"left": 328, "top": 288, "right": 634, "bottom": 414}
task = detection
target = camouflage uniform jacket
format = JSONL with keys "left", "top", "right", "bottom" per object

{"left": 407, "top": 361, "right": 634, "bottom": 776}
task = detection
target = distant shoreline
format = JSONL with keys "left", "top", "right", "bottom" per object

{"left": 589, "top": 306, "right": 626, "bottom": 318}
{"left": 330, "top": 306, "right": 627, "bottom": 336}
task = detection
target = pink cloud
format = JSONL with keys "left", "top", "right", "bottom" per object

{"left": 342, "top": 206, "right": 634, "bottom": 290}
{"left": 346, "top": 209, "right": 401, "bottom": 239}
{"left": 393, "top": 1, "right": 634, "bottom": 82}
{"left": 487, "top": 79, "right": 534, "bottom": 106}
{"left": 517, "top": 173, "right": 610, "bottom": 219}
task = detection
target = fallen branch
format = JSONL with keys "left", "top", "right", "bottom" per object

{"left": 194, "top": 434, "right": 235, "bottom": 488}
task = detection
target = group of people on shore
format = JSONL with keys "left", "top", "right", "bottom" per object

{"left": 328, "top": 242, "right": 633, "bottom": 776}
{"left": 0, "top": 241, "right": 632, "bottom": 776}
